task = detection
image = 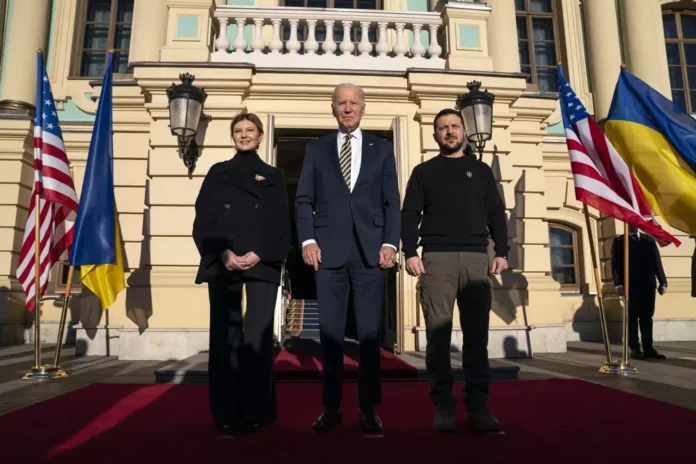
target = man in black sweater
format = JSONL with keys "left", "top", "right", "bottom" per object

{"left": 401, "top": 108, "right": 509, "bottom": 433}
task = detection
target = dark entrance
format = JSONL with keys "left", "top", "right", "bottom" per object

{"left": 274, "top": 128, "right": 398, "bottom": 352}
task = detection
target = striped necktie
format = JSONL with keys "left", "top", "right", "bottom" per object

{"left": 339, "top": 133, "right": 352, "bottom": 188}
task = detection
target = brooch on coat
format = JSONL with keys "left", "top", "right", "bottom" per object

{"left": 255, "top": 174, "right": 266, "bottom": 181}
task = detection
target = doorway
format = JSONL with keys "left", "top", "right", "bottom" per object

{"left": 273, "top": 127, "right": 399, "bottom": 353}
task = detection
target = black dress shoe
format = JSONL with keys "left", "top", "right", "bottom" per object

{"left": 217, "top": 423, "right": 245, "bottom": 437}
{"left": 631, "top": 348, "right": 645, "bottom": 359}
{"left": 644, "top": 349, "right": 666, "bottom": 359}
{"left": 312, "top": 410, "right": 342, "bottom": 432}
{"left": 359, "top": 409, "right": 383, "bottom": 435}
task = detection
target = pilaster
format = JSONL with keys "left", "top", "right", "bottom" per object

{"left": 485, "top": 0, "right": 520, "bottom": 73}
{"left": 441, "top": 2, "right": 493, "bottom": 71}
{"left": 161, "top": 0, "right": 216, "bottom": 62}
{"left": 130, "top": 0, "right": 169, "bottom": 64}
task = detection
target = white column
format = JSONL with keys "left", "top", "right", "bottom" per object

{"left": 0, "top": 0, "right": 52, "bottom": 113}
{"left": 583, "top": 0, "right": 622, "bottom": 121}
{"left": 129, "top": 0, "right": 169, "bottom": 63}
{"left": 485, "top": 0, "right": 521, "bottom": 73}
{"left": 619, "top": 0, "right": 671, "bottom": 98}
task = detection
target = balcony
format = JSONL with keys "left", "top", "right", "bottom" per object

{"left": 211, "top": 5, "right": 445, "bottom": 72}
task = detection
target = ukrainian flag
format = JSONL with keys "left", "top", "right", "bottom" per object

{"left": 69, "top": 53, "right": 125, "bottom": 310}
{"left": 605, "top": 68, "right": 696, "bottom": 236}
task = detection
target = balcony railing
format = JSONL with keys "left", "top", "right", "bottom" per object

{"left": 212, "top": 6, "right": 445, "bottom": 71}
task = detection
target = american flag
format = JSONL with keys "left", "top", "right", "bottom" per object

{"left": 16, "top": 53, "right": 79, "bottom": 311}
{"left": 557, "top": 66, "right": 679, "bottom": 247}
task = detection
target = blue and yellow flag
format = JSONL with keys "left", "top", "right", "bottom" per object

{"left": 605, "top": 68, "right": 696, "bottom": 236}
{"left": 69, "top": 53, "right": 125, "bottom": 310}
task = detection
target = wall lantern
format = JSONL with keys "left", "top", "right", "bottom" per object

{"left": 456, "top": 80, "right": 495, "bottom": 161}
{"left": 166, "top": 73, "right": 207, "bottom": 174}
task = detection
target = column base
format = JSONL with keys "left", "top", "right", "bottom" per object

{"left": 0, "top": 99, "right": 35, "bottom": 117}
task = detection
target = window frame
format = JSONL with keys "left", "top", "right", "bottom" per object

{"left": 663, "top": 8, "right": 696, "bottom": 113}
{"left": 548, "top": 222, "right": 583, "bottom": 292}
{"left": 48, "top": 261, "right": 82, "bottom": 295}
{"left": 70, "top": 0, "right": 133, "bottom": 79}
{"left": 516, "top": 0, "right": 564, "bottom": 93}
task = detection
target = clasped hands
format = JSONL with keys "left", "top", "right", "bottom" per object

{"left": 302, "top": 243, "right": 397, "bottom": 271}
{"left": 221, "top": 250, "right": 260, "bottom": 271}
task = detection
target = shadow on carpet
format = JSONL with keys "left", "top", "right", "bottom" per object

{"left": 2, "top": 379, "right": 696, "bottom": 463}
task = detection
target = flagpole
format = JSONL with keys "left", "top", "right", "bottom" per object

{"left": 619, "top": 222, "right": 638, "bottom": 375}
{"left": 50, "top": 265, "right": 74, "bottom": 377}
{"left": 24, "top": 193, "right": 50, "bottom": 380}
{"left": 582, "top": 205, "right": 620, "bottom": 373}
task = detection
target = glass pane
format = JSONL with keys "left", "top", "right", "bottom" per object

{"left": 86, "top": 0, "right": 111, "bottom": 22}
{"left": 535, "top": 42, "right": 556, "bottom": 66}
{"left": 681, "top": 13, "right": 696, "bottom": 39}
{"left": 663, "top": 13, "right": 677, "bottom": 39}
{"left": 80, "top": 51, "right": 105, "bottom": 77}
{"left": 668, "top": 65, "right": 684, "bottom": 89}
{"left": 114, "top": 24, "right": 131, "bottom": 50}
{"left": 315, "top": 25, "right": 326, "bottom": 43}
{"left": 532, "top": 17, "right": 555, "bottom": 41}
{"left": 685, "top": 43, "right": 696, "bottom": 65}
{"left": 550, "top": 227, "right": 573, "bottom": 246}
{"left": 334, "top": 0, "right": 354, "bottom": 8}
{"left": 688, "top": 67, "right": 696, "bottom": 89}
{"left": 83, "top": 23, "right": 109, "bottom": 49}
{"left": 551, "top": 248, "right": 574, "bottom": 266}
{"left": 537, "top": 67, "right": 557, "bottom": 92}
{"left": 666, "top": 43, "right": 681, "bottom": 65}
{"left": 117, "top": 0, "right": 134, "bottom": 23}
{"left": 518, "top": 41, "right": 530, "bottom": 65}
{"left": 690, "top": 91, "right": 696, "bottom": 112}
{"left": 113, "top": 51, "right": 129, "bottom": 73}
{"left": 672, "top": 90, "right": 687, "bottom": 110}
{"left": 516, "top": 16, "right": 528, "bottom": 40}
{"left": 521, "top": 65, "right": 533, "bottom": 83}
{"left": 308, "top": 0, "right": 328, "bottom": 6}
{"left": 285, "top": 0, "right": 304, "bottom": 6}
{"left": 515, "top": 0, "right": 527, "bottom": 12}
{"left": 530, "top": 0, "right": 552, "bottom": 13}
{"left": 61, "top": 264, "right": 81, "bottom": 285}
{"left": 552, "top": 267, "right": 577, "bottom": 285}
{"left": 357, "top": 0, "right": 377, "bottom": 9}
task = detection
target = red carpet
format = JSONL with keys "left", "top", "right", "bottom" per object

{"left": 274, "top": 348, "right": 418, "bottom": 379}
{"left": 2, "top": 379, "right": 696, "bottom": 463}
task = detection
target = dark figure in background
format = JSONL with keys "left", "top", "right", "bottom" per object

{"left": 691, "top": 237, "right": 696, "bottom": 298}
{"left": 193, "top": 112, "right": 291, "bottom": 436}
{"left": 295, "top": 83, "right": 400, "bottom": 435}
{"left": 401, "top": 108, "right": 509, "bottom": 433}
{"left": 611, "top": 226, "right": 667, "bottom": 360}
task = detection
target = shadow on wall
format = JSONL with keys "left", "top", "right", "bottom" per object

{"left": 571, "top": 291, "right": 624, "bottom": 344}
{"left": 126, "top": 207, "right": 153, "bottom": 335}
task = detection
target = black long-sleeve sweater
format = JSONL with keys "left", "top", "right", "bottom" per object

{"left": 401, "top": 154, "right": 509, "bottom": 259}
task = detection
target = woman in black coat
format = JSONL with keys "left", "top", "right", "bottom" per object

{"left": 193, "top": 112, "right": 291, "bottom": 436}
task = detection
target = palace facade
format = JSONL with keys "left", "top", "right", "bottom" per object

{"left": 0, "top": 0, "right": 694, "bottom": 360}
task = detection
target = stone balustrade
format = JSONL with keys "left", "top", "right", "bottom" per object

{"left": 212, "top": 6, "right": 445, "bottom": 71}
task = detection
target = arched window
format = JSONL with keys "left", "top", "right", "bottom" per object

{"left": 548, "top": 223, "right": 582, "bottom": 291}
{"left": 516, "top": 0, "right": 562, "bottom": 92}
{"left": 663, "top": 8, "right": 696, "bottom": 111}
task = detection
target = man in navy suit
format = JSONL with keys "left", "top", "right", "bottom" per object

{"left": 295, "top": 83, "right": 400, "bottom": 434}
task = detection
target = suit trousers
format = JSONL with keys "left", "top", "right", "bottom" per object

{"left": 628, "top": 288, "right": 656, "bottom": 351}
{"left": 418, "top": 251, "right": 492, "bottom": 411}
{"left": 207, "top": 278, "right": 278, "bottom": 426}
{"left": 316, "top": 229, "right": 384, "bottom": 412}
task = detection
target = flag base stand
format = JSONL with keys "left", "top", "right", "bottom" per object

{"left": 23, "top": 365, "right": 68, "bottom": 381}
{"left": 616, "top": 362, "right": 639, "bottom": 376}
{"left": 598, "top": 361, "right": 623, "bottom": 375}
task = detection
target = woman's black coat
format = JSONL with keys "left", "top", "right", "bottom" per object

{"left": 192, "top": 152, "right": 291, "bottom": 285}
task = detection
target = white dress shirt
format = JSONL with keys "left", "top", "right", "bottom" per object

{"left": 301, "top": 128, "right": 397, "bottom": 252}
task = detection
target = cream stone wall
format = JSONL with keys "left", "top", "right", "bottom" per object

{"left": 0, "top": 0, "right": 694, "bottom": 358}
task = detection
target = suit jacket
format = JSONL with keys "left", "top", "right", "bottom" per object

{"left": 192, "top": 153, "right": 291, "bottom": 285}
{"left": 294, "top": 132, "right": 400, "bottom": 268}
{"left": 611, "top": 234, "right": 667, "bottom": 293}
